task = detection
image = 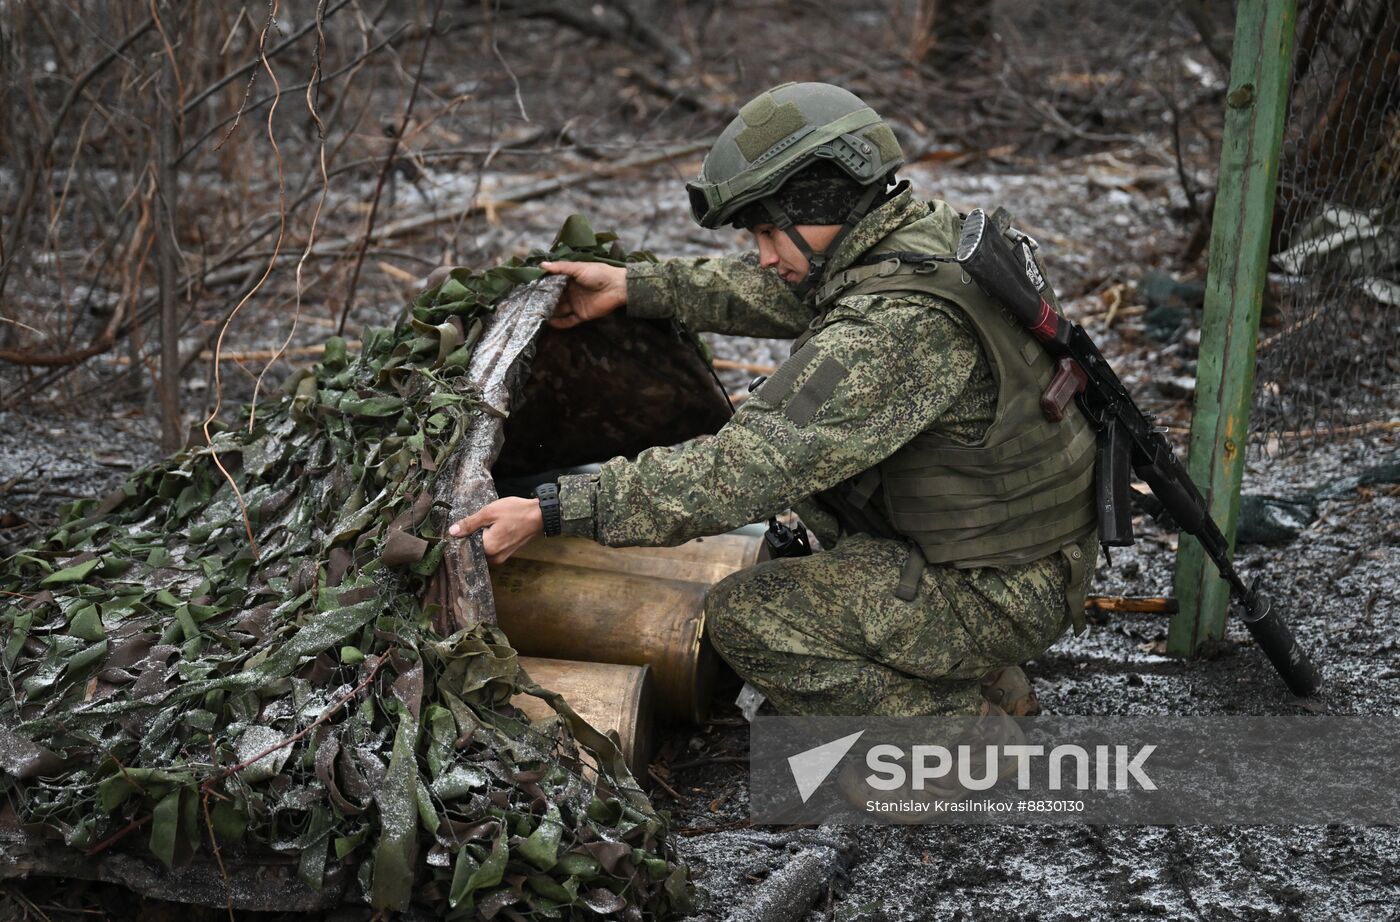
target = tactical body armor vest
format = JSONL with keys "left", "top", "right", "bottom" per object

{"left": 801, "top": 204, "right": 1097, "bottom": 622}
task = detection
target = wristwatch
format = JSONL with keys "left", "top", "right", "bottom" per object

{"left": 533, "top": 482, "right": 561, "bottom": 537}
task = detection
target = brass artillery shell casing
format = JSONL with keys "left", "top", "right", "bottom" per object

{"left": 492, "top": 533, "right": 765, "bottom": 723}
{"left": 492, "top": 559, "right": 711, "bottom": 723}
{"left": 512, "top": 657, "right": 655, "bottom": 779}
{"left": 510, "top": 532, "right": 765, "bottom": 585}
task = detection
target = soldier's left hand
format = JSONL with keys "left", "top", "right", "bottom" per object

{"left": 448, "top": 497, "right": 543, "bottom": 564}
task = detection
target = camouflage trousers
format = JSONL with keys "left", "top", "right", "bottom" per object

{"left": 704, "top": 533, "right": 1096, "bottom": 717}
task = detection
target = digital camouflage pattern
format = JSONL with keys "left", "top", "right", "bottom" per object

{"left": 0, "top": 217, "right": 691, "bottom": 918}
{"left": 558, "top": 188, "right": 1094, "bottom": 716}
{"left": 730, "top": 161, "right": 880, "bottom": 230}
{"left": 704, "top": 532, "right": 1096, "bottom": 716}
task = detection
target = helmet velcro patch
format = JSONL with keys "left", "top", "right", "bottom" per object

{"left": 739, "top": 92, "right": 777, "bottom": 125}
{"left": 862, "top": 123, "right": 902, "bottom": 165}
{"left": 736, "top": 101, "right": 807, "bottom": 161}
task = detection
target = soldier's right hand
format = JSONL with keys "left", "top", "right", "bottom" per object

{"left": 540, "top": 261, "right": 627, "bottom": 329}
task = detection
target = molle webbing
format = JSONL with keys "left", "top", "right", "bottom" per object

{"left": 907, "top": 506, "right": 1097, "bottom": 568}
{"left": 889, "top": 467, "right": 1097, "bottom": 546}
{"left": 884, "top": 428, "right": 1103, "bottom": 512}
{"left": 819, "top": 250, "right": 1098, "bottom": 571}
{"left": 884, "top": 422, "right": 1092, "bottom": 484}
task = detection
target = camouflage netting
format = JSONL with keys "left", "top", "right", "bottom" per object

{"left": 0, "top": 217, "right": 692, "bottom": 919}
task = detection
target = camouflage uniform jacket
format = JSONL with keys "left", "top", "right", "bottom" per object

{"left": 556, "top": 187, "right": 998, "bottom": 548}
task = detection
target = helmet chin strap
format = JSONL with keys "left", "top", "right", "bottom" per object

{"left": 759, "top": 183, "right": 884, "bottom": 299}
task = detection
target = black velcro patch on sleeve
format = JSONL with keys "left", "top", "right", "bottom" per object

{"left": 784, "top": 356, "right": 849, "bottom": 427}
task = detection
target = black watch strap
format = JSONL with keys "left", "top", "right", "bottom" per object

{"left": 533, "top": 482, "right": 561, "bottom": 537}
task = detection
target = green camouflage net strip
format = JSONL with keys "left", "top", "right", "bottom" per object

{"left": 0, "top": 216, "right": 690, "bottom": 918}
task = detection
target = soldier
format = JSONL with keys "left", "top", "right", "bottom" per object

{"left": 449, "top": 82, "right": 1097, "bottom": 721}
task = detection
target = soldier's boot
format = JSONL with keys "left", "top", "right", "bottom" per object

{"left": 980, "top": 665, "right": 1040, "bottom": 717}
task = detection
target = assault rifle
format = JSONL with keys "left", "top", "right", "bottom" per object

{"left": 956, "top": 208, "right": 1322, "bottom": 697}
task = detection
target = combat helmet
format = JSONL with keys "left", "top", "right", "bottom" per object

{"left": 687, "top": 82, "right": 904, "bottom": 295}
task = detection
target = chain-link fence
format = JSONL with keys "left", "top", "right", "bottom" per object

{"left": 1254, "top": 0, "right": 1400, "bottom": 445}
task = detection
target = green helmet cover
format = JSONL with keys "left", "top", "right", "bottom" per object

{"left": 687, "top": 82, "right": 905, "bottom": 229}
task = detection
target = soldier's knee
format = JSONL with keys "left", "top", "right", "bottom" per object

{"left": 703, "top": 569, "right": 744, "bottom": 653}
{"left": 703, "top": 566, "right": 770, "bottom": 658}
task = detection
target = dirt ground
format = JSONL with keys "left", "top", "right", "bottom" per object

{"left": 4, "top": 2, "right": 1399, "bottom": 918}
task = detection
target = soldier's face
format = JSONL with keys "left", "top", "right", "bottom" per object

{"left": 752, "top": 224, "right": 842, "bottom": 284}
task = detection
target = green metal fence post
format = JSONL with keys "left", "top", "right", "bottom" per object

{"left": 1170, "top": 0, "right": 1297, "bottom": 657}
